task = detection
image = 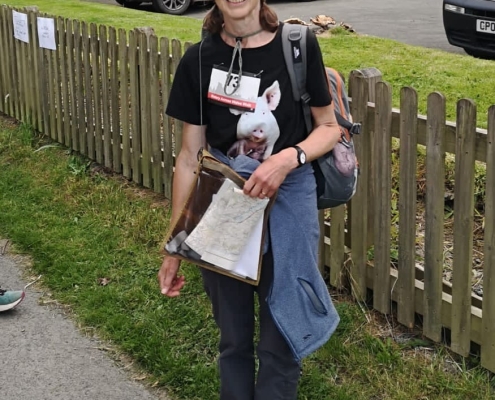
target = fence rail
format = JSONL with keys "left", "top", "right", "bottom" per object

{"left": 1, "top": 5, "right": 494, "bottom": 373}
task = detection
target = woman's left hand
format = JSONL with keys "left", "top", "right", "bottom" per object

{"left": 242, "top": 149, "right": 297, "bottom": 199}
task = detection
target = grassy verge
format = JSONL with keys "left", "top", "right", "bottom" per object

{"left": 1, "top": 118, "right": 494, "bottom": 399}
{"left": 9, "top": 0, "right": 495, "bottom": 128}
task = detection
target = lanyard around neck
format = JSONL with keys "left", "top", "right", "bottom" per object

{"left": 222, "top": 27, "right": 263, "bottom": 96}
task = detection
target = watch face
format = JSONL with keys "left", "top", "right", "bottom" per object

{"left": 300, "top": 152, "right": 306, "bottom": 164}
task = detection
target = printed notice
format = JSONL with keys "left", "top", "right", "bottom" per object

{"left": 37, "top": 17, "right": 56, "bottom": 50}
{"left": 12, "top": 10, "right": 29, "bottom": 43}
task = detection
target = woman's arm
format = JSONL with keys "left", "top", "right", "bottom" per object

{"left": 158, "top": 122, "right": 207, "bottom": 298}
{"left": 169, "top": 123, "right": 208, "bottom": 226}
{"left": 243, "top": 104, "right": 340, "bottom": 199}
{"left": 286, "top": 102, "right": 341, "bottom": 165}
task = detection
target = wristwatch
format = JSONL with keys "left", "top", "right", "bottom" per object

{"left": 293, "top": 145, "right": 306, "bottom": 168}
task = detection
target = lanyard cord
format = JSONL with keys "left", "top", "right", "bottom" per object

{"left": 199, "top": 38, "right": 205, "bottom": 126}
{"left": 222, "top": 27, "right": 263, "bottom": 96}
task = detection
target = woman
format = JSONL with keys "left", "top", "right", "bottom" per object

{"left": 158, "top": 0, "right": 341, "bottom": 398}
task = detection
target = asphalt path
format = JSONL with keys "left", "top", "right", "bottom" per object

{"left": 1, "top": 239, "right": 169, "bottom": 400}
{"left": 89, "top": 0, "right": 464, "bottom": 55}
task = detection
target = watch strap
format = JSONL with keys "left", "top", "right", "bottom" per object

{"left": 293, "top": 145, "right": 306, "bottom": 167}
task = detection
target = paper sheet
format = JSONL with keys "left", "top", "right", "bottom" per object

{"left": 37, "top": 17, "right": 56, "bottom": 50}
{"left": 185, "top": 179, "right": 268, "bottom": 280}
{"left": 224, "top": 214, "right": 263, "bottom": 281}
{"left": 184, "top": 179, "right": 237, "bottom": 256}
{"left": 200, "top": 187, "right": 267, "bottom": 271}
{"left": 13, "top": 11, "right": 29, "bottom": 43}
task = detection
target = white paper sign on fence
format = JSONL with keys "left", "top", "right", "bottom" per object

{"left": 12, "top": 10, "right": 29, "bottom": 43}
{"left": 37, "top": 17, "right": 56, "bottom": 50}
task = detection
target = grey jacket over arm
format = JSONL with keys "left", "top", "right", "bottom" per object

{"left": 210, "top": 148, "right": 340, "bottom": 362}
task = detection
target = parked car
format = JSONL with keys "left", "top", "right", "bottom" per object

{"left": 117, "top": 0, "right": 204, "bottom": 15}
{"left": 443, "top": 0, "right": 495, "bottom": 58}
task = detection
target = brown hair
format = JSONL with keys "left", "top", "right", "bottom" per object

{"left": 203, "top": 0, "right": 279, "bottom": 35}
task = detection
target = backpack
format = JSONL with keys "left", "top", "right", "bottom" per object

{"left": 281, "top": 23, "right": 361, "bottom": 209}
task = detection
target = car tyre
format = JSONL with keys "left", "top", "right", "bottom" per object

{"left": 464, "top": 48, "right": 495, "bottom": 60}
{"left": 152, "top": 0, "right": 191, "bottom": 15}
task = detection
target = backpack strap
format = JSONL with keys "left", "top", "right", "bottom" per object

{"left": 336, "top": 113, "right": 361, "bottom": 135}
{"left": 281, "top": 23, "right": 313, "bottom": 135}
{"left": 282, "top": 24, "right": 361, "bottom": 137}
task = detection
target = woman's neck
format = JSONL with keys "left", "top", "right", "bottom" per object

{"left": 222, "top": 18, "right": 263, "bottom": 39}
{"left": 221, "top": 21, "right": 277, "bottom": 49}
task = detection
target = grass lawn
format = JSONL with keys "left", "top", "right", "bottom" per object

{"left": 1, "top": 118, "right": 494, "bottom": 399}
{"left": 2, "top": 0, "right": 495, "bottom": 399}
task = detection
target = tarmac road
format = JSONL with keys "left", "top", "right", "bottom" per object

{"left": 89, "top": 0, "right": 464, "bottom": 55}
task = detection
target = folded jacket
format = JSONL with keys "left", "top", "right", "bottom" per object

{"left": 209, "top": 148, "right": 340, "bottom": 362}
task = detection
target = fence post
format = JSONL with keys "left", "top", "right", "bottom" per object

{"left": 135, "top": 27, "right": 152, "bottom": 188}
{"left": 481, "top": 106, "right": 495, "bottom": 371}
{"left": 99, "top": 24, "right": 111, "bottom": 167}
{"left": 350, "top": 68, "right": 382, "bottom": 249}
{"left": 25, "top": 7, "right": 39, "bottom": 128}
{"left": 318, "top": 209, "right": 326, "bottom": 278}
{"left": 160, "top": 36, "right": 173, "bottom": 200}
{"left": 347, "top": 74, "right": 370, "bottom": 302}
{"left": 170, "top": 39, "right": 183, "bottom": 155}
{"left": 451, "top": 99, "right": 476, "bottom": 357}
{"left": 128, "top": 30, "right": 141, "bottom": 183}
{"left": 373, "top": 81, "right": 393, "bottom": 314}
{"left": 119, "top": 28, "right": 131, "bottom": 179}
{"left": 0, "top": 6, "right": 6, "bottom": 115}
{"left": 423, "top": 92, "right": 446, "bottom": 343}
{"left": 397, "top": 87, "right": 418, "bottom": 327}
{"left": 329, "top": 204, "right": 346, "bottom": 289}
{"left": 135, "top": 27, "right": 155, "bottom": 189}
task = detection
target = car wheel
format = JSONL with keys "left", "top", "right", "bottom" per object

{"left": 152, "top": 0, "right": 191, "bottom": 15}
{"left": 464, "top": 48, "right": 495, "bottom": 60}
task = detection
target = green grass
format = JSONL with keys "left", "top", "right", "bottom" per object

{"left": 3, "top": 1, "right": 495, "bottom": 398}
{"left": 10, "top": 0, "right": 495, "bottom": 128}
{"left": 1, "top": 118, "right": 494, "bottom": 399}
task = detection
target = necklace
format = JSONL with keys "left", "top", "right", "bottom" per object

{"left": 222, "top": 27, "right": 264, "bottom": 96}
{"left": 223, "top": 27, "right": 264, "bottom": 42}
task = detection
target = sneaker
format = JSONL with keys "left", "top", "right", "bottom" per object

{"left": 0, "top": 288, "right": 25, "bottom": 312}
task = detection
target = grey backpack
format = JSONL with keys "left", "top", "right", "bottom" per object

{"left": 281, "top": 23, "right": 361, "bottom": 209}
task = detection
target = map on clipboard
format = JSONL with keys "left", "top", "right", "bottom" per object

{"left": 166, "top": 178, "right": 269, "bottom": 281}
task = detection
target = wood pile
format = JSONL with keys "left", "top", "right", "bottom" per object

{"left": 284, "top": 15, "right": 356, "bottom": 35}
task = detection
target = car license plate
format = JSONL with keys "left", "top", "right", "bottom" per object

{"left": 476, "top": 19, "right": 495, "bottom": 34}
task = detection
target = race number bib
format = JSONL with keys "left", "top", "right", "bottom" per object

{"left": 207, "top": 65, "right": 261, "bottom": 112}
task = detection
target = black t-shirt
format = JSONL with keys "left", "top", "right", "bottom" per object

{"left": 166, "top": 23, "right": 331, "bottom": 160}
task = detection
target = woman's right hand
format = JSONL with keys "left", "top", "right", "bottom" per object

{"left": 158, "top": 256, "right": 185, "bottom": 298}
{"left": 158, "top": 122, "right": 205, "bottom": 298}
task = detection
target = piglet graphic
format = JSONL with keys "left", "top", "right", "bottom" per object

{"left": 227, "top": 81, "right": 281, "bottom": 161}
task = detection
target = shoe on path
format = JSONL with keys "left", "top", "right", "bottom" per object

{"left": 0, "top": 288, "right": 25, "bottom": 312}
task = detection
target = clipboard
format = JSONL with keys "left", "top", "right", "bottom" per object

{"left": 162, "top": 149, "right": 275, "bottom": 286}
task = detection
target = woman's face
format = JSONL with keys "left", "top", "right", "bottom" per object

{"left": 215, "top": 0, "right": 261, "bottom": 25}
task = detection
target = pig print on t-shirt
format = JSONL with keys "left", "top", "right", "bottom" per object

{"left": 227, "top": 81, "right": 281, "bottom": 161}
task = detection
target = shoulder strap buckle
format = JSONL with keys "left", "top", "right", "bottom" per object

{"left": 288, "top": 30, "right": 302, "bottom": 42}
{"left": 350, "top": 123, "right": 361, "bottom": 135}
{"left": 301, "top": 92, "right": 311, "bottom": 104}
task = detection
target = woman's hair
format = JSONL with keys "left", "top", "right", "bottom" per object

{"left": 203, "top": 0, "right": 279, "bottom": 35}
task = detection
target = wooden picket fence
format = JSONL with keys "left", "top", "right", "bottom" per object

{"left": 1, "top": 5, "right": 494, "bottom": 374}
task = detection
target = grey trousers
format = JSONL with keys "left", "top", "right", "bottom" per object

{"left": 201, "top": 250, "right": 301, "bottom": 400}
